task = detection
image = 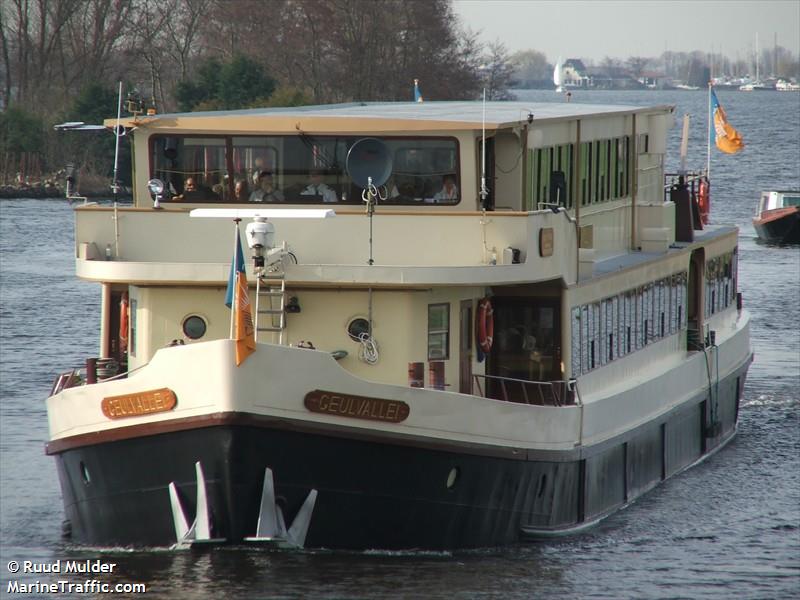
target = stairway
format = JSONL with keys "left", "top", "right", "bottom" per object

{"left": 255, "top": 271, "right": 286, "bottom": 344}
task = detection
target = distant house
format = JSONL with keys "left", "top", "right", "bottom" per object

{"left": 562, "top": 59, "right": 589, "bottom": 88}
{"left": 639, "top": 71, "right": 668, "bottom": 89}
{"left": 585, "top": 66, "right": 643, "bottom": 90}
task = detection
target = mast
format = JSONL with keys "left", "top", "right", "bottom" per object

{"left": 112, "top": 81, "right": 123, "bottom": 197}
{"left": 706, "top": 83, "right": 712, "bottom": 179}
{"left": 480, "top": 88, "right": 487, "bottom": 208}
{"left": 755, "top": 33, "right": 760, "bottom": 82}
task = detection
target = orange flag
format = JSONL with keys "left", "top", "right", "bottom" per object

{"left": 710, "top": 88, "right": 744, "bottom": 154}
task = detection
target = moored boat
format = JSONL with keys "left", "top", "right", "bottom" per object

{"left": 46, "top": 99, "right": 752, "bottom": 551}
{"left": 753, "top": 190, "right": 800, "bottom": 244}
{"left": 775, "top": 80, "right": 800, "bottom": 92}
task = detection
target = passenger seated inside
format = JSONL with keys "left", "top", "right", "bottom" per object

{"left": 433, "top": 173, "right": 459, "bottom": 202}
{"left": 209, "top": 173, "right": 226, "bottom": 198}
{"left": 249, "top": 171, "right": 284, "bottom": 202}
{"left": 234, "top": 179, "right": 249, "bottom": 202}
{"left": 301, "top": 169, "right": 337, "bottom": 203}
{"left": 174, "top": 177, "right": 219, "bottom": 202}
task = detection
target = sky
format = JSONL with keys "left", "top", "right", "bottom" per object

{"left": 452, "top": 0, "right": 800, "bottom": 62}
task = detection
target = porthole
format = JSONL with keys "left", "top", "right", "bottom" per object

{"left": 80, "top": 461, "right": 91, "bottom": 485}
{"left": 446, "top": 467, "right": 460, "bottom": 490}
{"left": 347, "top": 317, "right": 370, "bottom": 341}
{"left": 182, "top": 315, "right": 207, "bottom": 340}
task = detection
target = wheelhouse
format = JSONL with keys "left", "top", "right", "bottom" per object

{"left": 150, "top": 134, "right": 462, "bottom": 205}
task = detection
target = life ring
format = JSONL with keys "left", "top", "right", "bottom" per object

{"left": 119, "top": 292, "right": 129, "bottom": 347}
{"left": 475, "top": 298, "right": 494, "bottom": 354}
{"left": 698, "top": 179, "right": 710, "bottom": 225}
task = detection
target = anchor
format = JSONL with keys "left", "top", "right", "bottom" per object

{"left": 244, "top": 467, "right": 318, "bottom": 549}
{"left": 168, "top": 461, "right": 226, "bottom": 549}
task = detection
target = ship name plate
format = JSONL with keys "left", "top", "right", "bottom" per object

{"left": 304, "top": 390, "right": 410, "bottom": 423}
{"left": 101, "top": 388, "right": 177, "bottom": 419}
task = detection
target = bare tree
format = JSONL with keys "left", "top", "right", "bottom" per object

{"left": 509, "top": 49, "right": 549, "bottom": 88}
{"left": 160, "top": 0, "right": 213, "bottom": 81}
{"left": 626, "top": 56, "right": 649, "bottom": 79}
{"left": 62, "top": 0, "right": 135, "bottom": 90}
{"left": 126, "top": 0, "right": 173, "bottom": 110}
{"left": 3, "top": 0, "right": 80, "bottom": 109}
{"left": 0, "top": 7, "right": 13, "bottom": 106}
{"left": 480, "top": 39, "right": 514, "bottom": 100}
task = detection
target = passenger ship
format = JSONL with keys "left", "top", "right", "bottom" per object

{"left": 47, "top": 100, "right": 752, "bottom": 550}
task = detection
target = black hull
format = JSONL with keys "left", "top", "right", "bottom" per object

{"left": 754, "top": 212, "right": 800, "bottom": 244}
{"left": 53, "top": 364, "right": 748, "bottom": 550}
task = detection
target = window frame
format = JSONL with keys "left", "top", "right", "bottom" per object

{"left": 148, "top": 133, "right": 463, "bottom": 207}
{"left": 427, "top": 303, "right": 450, "bottom": 360}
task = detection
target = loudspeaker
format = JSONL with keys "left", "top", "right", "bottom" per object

{"left": 346, "top": 138, "right": 393, "bottom": 188}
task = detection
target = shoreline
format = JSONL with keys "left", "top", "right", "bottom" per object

{"left": 0, "top": 183, "right": 64, "bottom": 199}
{"left": 0, "top": 184, "right": 131, "bottom": 200}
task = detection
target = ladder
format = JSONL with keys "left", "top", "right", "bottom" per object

{"left": 255, "top": 270, "right": 286, "bottom": 344}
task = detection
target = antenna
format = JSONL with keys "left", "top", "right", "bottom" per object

{"left": 480, "top": 88, "right": 488, "bottom": 208}
{"left": 112, "top": 82, "right": 123, "bottom": 197}
{"left": 346, "top": 138, "right": 393, "bottom": 266}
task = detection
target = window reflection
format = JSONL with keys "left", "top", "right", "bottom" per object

{"left": 150, "top": 135, "right": 460, "bottom": 205}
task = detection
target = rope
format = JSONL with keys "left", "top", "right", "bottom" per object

{"left": 357, "top": 332, "right": 379, "bottom": 365}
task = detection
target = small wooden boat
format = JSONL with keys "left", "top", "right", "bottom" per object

{"left": 753, "top": 191, "right": 800, "bottom": 244}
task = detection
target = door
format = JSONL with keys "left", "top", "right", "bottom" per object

{"left": 459, "top": 300, "right": 473, "bottom": 394}
{"left": 687, "top": 248, "right": 705, "bottom": 349}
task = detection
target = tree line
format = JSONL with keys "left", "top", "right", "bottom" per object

{"left": 2, "top": 0, "right": 797, "bottom": 187}
{"left": 0, "top": 0, "right": 517, "bottom": 185}
{"left": 510, "top": 47, "right": 800, "bottom": 89}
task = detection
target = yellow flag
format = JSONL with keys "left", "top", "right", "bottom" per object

{"left": 226, "top": 227, "right": 255, "bottom": 366}
{"left": 710, "top": 88, "right": 744, "bottom": 154}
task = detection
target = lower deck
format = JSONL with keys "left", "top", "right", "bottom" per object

{"left": 53, "top": 360, "right": 746, "bottom": 550}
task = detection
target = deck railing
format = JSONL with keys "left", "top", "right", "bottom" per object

{"left": 472, "top": 374, "right": 580, "bottom": 407}
{"left": 663, "top": 171, "right": 706, "bottom": 202}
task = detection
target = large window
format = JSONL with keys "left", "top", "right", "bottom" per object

{"left": 570, "top": 272, "right": 688, "bottom": 376}
{"left": 428, "top": 303, "right": 450, "bottom": 360}
{"left": 528, "top": 135, "right": 630, "bottom": 211}
{"left": 705, "top": 250, "right": 737, "bottom": 317}
{"left": 150, "top": 135, "right": 461, "bottom": 205}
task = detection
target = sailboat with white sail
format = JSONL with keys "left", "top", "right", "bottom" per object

{"left": 553, "top": 58, "right": 564, "bottom": 92}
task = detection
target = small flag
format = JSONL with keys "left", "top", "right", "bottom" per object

{"left": 225, "top": 227, "right": 256, "bottom": 366}
{"left": 414, "top": 79, "right": 423, "bottom": 103}
{"left": 710, "top": 88, "right": 744, "bottom": 154}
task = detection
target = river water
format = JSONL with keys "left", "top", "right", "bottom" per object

{"left": 1, "top": 90, "right": 798, "bottom": 599}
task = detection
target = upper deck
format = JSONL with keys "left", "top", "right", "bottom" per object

{"left": 73, "top": 204, "right": 579, "bottom": 287}
{"left": 86, "top": 99, "right": 690, "bottom": 288}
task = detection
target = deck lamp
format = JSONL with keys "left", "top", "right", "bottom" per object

{"left": 147, "top": 178, "right": 165, "bottom": 209}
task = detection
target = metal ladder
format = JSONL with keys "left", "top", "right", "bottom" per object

{"left": 255, "top": 270, "right": 286, "bottom": 344}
